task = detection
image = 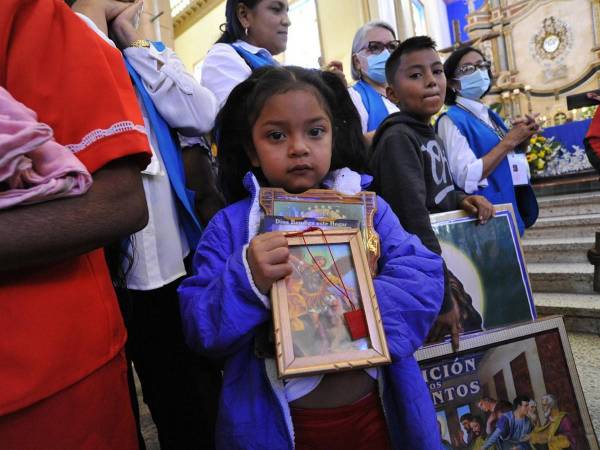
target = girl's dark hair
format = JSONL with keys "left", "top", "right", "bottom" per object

{"left": 443, "top": 46, "right": 493, "bottom": 105}
{"left": 216, "top": 65, "right": 369, "bottom": 203}
{"left": 217, "top": 0, "right": 261, "bottom": 44}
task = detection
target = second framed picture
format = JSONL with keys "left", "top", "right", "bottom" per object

{"left": 430, "top": 204, "right": 536, "bottom": 336}
{"left": 270, "top": 229, "right": 390, "bottom": 378}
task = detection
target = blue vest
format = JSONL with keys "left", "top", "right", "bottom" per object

{"left": 230, "top": 43, "right": 277, "bottom": 70}
{"left": 352, "top": 80, "right": 389, "bottom": 132}
{"left": 124, "top": 42, "right": 202, "bottom": 249}
{"left": 440, "top": 105, "right": 538, "bottom": 235}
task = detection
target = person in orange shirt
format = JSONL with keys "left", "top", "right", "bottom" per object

{"left": 0, "top": 1, "right": 152, "bottom": 449}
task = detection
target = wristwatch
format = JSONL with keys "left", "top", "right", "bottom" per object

{"left": 129, "top": 39, "right": 151, "bottom": 48}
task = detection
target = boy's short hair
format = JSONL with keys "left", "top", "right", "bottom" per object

{"left": 385, "top": 35, "right": 437, "bottom": 86}
{"left": 512, "top": 395, "right": 531, "bottom": 411}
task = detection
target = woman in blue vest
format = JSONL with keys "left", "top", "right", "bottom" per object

{"left": 348, "top": 21, "right": 400, "bottom": 142}
{"left": 201, "top": 0, "right": 290, "bottom": 108}
{"left": 437, "top": 46, "right": 539, "bottom": 236}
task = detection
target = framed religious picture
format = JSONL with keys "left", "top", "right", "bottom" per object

{"left": 270, "top": 228, "right": 390, "bottom": 378}
{"left": 259, "top": 188, "right": 380, "bottom": 275}
{"left": 415, "top": 316, "right": 598, "bottom": 450}
{"left": 429, "top": 204, "right": 536, "bottom": 337}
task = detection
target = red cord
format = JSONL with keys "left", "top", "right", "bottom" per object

{"left": 284, "top": 227, "right": 356, "bottom": 311}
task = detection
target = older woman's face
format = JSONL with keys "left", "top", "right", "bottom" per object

{"left": 241, "top": 0, "right": 291, "bottom": 56}
{"left": 354, "top": 27, "right": 396, "bottom": 77}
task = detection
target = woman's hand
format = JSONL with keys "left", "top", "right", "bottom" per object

{"left": 323, "top": 60, "right": 347, "bottom": 87}
{"left": 460, "top": 195, "right": 495, "bottom": 224}
{"left": 504, "top": 116, "right": 539, "bottom": 148}
{"left": 246, "top": 232, "right": 292, "bottom": 294}
{"left": 110, "top": 0, "right": 144, "bottom": 50}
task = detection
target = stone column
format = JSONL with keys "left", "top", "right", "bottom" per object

{"left": 139, "top": 0, "right": 175, "bottom": 47}
{"left": 591, "top": 0, "right": 600, "bottom": 49}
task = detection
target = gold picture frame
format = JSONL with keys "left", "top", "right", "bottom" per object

{"left": 271, "top": 229, "right": 390, "bottom": 378}
{"left": 259, "top": 187, "right": 380, "bottom": 276}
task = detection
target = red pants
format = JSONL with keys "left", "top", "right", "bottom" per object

{"left": 291, "top": 391, "right": 393, "bottom": 450}
{"left": 0, "top": 351, "right": 137, "bottom": 450}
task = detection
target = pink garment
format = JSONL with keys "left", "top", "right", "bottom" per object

{"left": 0, "top": 87, "right": 92, "bottom": 209}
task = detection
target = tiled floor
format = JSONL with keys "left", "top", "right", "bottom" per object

{"left": 568, "top": 332, "right": 600, "bottom": 441}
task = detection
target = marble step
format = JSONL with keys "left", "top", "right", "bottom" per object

{"left": 566, "top": 333, "right": 600, "bottom": 438}
{"left": 528, "top": 263, "right": 596, "bottom": 294}
{"left": 524, "top": 214, "right": 600, "bottom": 239}
{"left": 536, "top": 191, "right": 600, "bottom": 218}
{"left": 534, "top": 293, "right": 600, "bottom": 333}
{"left": 522, "top": 237, "right": 595, "bottom": 264}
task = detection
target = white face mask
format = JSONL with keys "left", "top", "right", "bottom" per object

{"left": 458, "top": 69, "right": 491, "bottom": 100}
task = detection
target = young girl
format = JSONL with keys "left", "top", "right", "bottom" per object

{"left": 178, "top": 66, "right": 445, "bottom": 450}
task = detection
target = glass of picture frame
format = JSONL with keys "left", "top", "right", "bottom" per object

{"left": 429, "top": 203, "right": 536, "bottom": 336}
{"left": 271, "top": 229, "right": 390, "bottom": 378}
{"left": 416, "top": 316, "right": 599, "bottom": 450}
{"left": 259, "top": 187, "right": 380, "bottom": 275}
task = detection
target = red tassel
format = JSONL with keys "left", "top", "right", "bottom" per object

{"left": 344, "top": 309, "right": 368, "bottom": 340}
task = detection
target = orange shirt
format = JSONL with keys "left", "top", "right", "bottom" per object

{"left": 0, "top": 0, "right": 151, "bottom": 414}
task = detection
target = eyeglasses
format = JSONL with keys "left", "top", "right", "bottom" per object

{"left": 456, "top": 61, "right": 492, "bottom": 77}
{"left": 362, "top": 40, "right": 401, "bottom": 54}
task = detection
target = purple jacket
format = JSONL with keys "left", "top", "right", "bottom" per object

{"left": 179, "top": 171, "right": 445, "bottom": 449}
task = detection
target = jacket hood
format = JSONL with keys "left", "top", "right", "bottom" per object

{"left": 372, "top": 111, "right": 436, "bottom": 148}
{"left": 241, "top": 168, "right": 373, "bottom": 198}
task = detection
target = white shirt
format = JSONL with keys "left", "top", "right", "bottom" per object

{"left": 436, "top": 96, "right": 490, "bottom": 194}
{"left": 348, "top": 85, "right": 399, "bottom": 135}
{"left": 77, "top": 14, "right": 218, "bottom": 291}
{"left": 201, "top": 40, "right": 275, "bottom": 108}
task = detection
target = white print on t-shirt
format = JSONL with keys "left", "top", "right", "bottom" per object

{"left": 421, "top": 140, "right": 455, "bottom": 204}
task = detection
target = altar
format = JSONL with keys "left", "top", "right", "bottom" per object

{"left": 534, "top": 119, "right": 594, "bottom": 178}
{"left": 444, "top": 0, "right": 600, "bottom": 181}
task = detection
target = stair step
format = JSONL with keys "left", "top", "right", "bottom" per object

{"left": 524, "top": 213, "right": 600, "bottom": 239}
{"left": 522, "top": 237, "right": 594, "bottom": 264}
{"left": 537, "top": 192, "right": 600, "bottom": 218}
{"left": 535, "top": 292, "right": 600, "bottom": 333}
{"left": 528, "top": 263, "right": 595, "bottom": 294}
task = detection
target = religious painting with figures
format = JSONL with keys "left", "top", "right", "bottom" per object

{"left": 270, "top": 229, "right": 390, "bottom": 378}
{"left": 416, "top": 317, "right": 598, "bottom": 450}
{"left": 430, "top": 204, "right": 535, "bottom": 338}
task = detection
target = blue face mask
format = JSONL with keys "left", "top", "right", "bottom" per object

{"left": 458, "top": 69, "right": 491, "bottom": 100}
{"left": 364, "top": 49, "right": 390, "bottom": 85}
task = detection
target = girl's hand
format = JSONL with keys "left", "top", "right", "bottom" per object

{"left": 460, "top": 195, "right": 495, "bottom": 224}
{"left": 110, "top": 0, "right": 144, "bottom": 50}
{"left": 247, "top": 232, "right": 292, "bottom": 294}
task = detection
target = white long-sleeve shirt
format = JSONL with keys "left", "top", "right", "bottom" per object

{"left": 348, "top": 85, "right": 399, "bottom": 135}
{"left": 201, "top": 40, "right": 275, "bottom": 108}
{"left": 437, "top": 96, "right": 530, "bottom": 193}
{"left": 436, "top": 96, "right": 489, "bottom": 194}
{"left": 77, "top": 13, "right": 217, "bottom": 290}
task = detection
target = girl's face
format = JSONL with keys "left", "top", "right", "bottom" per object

{"left": 238, "top": 0, "right": 291, "bottom": 55}
{"left": 249, "top": 89, "right": 332, "bottom": 193}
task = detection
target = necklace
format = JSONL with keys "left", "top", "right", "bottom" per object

{"left": 455, "top": 102, "right": 506, "bottom": 141}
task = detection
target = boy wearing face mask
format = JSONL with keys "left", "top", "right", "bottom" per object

{"left": 370, "top": 36, "right": 494, "bottom": 351}
{"left": 437, "top": 46, "right": 538, "bottom": 236}
{"left": 348, "top": 21, "right": 400, "bottom": 142}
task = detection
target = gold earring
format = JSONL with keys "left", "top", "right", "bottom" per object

{"left": 244, "top": 27, "right": 249, "bottom": 37}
